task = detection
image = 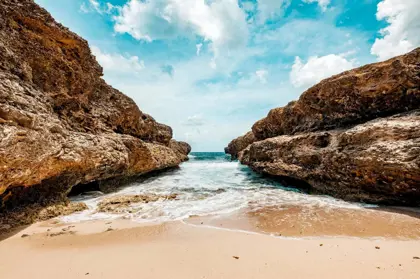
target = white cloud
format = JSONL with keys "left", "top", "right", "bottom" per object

{"left": 183, "top": 115, "right": 205, "bottom": 126}
{"left": 371, "top": 0, "right": 420, "bottom": 61}
{"left": 242, "top": 1, "right": 256, "bottom": 12}
{"left": 302, "top": 0, "right": 331, "bottom": 11}
{"left": 255, "top": 0, "right": 330, "bottom": 22}
{"left": 97, "top": 49, "right": 295, "bottom": 151}
{"left": 161, "top": 64, "right": 175, "bottom": 77}
{"left": 91, "top": 46, "right": 145, "bottom": 74}
{"left": 89, "top": 0, "right": 101, "bottom": 13}
{"left": 210, "top": 58, "right": 217, "bottom": 69}
{"left": 255, "top": 69, "right": 268, "bottom": 84}
{"left": 257, "top": 0, "right": 291, "bottom": 22}
{"left": 80, "top": 3, "right": 90, "bottom": 13}
{"left": 80, "top": 0, "right": 117, "bottom": 14}
{"left": 290, "top": 54, "right": 355, "bottom": 88}
{"left": 254, "top": 19, "right": 368, "bottom": 60}
{"left": 113, "top": 0, "right": 249, "bottom": 54}
{"left": 196, "top": 43, "right": 203, "bottom": 56}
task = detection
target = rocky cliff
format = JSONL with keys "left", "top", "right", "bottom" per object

{"left": 0, "top": 0, "right": 190, "bottom": 216}
{"left": 226, "top": 48, "right": 420, "bottom": 206}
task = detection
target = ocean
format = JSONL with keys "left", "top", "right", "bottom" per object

{"left": 63, "top": 152, "right": 368, "bottom": 223}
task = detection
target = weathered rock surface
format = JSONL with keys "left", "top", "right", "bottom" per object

{"left": 241, "top": 111, "right": 420, "bottom": 205}
{"left": 224, "top": 131, "right": 256, "bottom": 159}
{"left": 169, "top": 140, "right": 192, "bottom": 161}
{"left": 97, "top": 194, "right": 178, "bottom": 213}
{"left": 0, "top": 201, "right": 88, "bottom": 232}
{"left": 252, "top": 48, "right": 419, "bottom": 140}
{"left": 227, "top": 48, "right": 420, "bottom": 205}
{"left": 0, "top": 0, "right": 190, "bottom": 218}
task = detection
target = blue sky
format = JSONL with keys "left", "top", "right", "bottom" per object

{"left": 35, "top": 0, "right": 419, "bottom": 151}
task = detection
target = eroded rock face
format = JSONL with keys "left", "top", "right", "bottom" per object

{"left": 252, "top": 48, "right": 420, "bottom": 140}
{"left": 0, "top": 201, "right": 88, "bottom": 232}
{"left": 241, "top": 111, "right": 420, "bottom": 205}
{"left": 227, "top": 48, "right": 420, "bottom": 205}
{"left": 0, "top": 0, "right": 190, "bottom": 213}
{"left": 169, "top": 140, "right": 192, "bottom": 161}
{"left": 97, "top": 194, "right": 178, "bottom": 214}
{"left": 224, "top": 131, "right": 256, "bottom": 159}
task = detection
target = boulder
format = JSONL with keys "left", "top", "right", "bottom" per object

{"left": 225, "top": 131, "right": 256, "bottom": 159}
{"left": 0, "top": 0, "right": 190, "bottom": 215}
{"left": 227, "top": 48, "right": 420, "bottom": 205}
{"left": 252, "top": 48, "right": 419, "bottom": 140}
{"left": 240, "top": 111, "right": 420, "bottom": 205}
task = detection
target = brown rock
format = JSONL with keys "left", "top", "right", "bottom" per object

{"left": 229, "top": 48, "right": 420, "bottom": 206}
{"left": 0, "top": 0, "right": 190, "bottom": 218}
{"left": 169, "top": 140, "right": 192, "bottom": 161}
{"left": 252, "top": 48, "right": 420, "bottom": 140}
{"left": 240, "top": 110, "right": 420, "bottom": 205}
{"left": 0, "top": 201, "right": 87, "bottom": 234}
{"left": 97, "top": 194, "right": 178, "bottom": 213}
{"left": 37, "top": 202, "right": 88, "bottom": 220}
{"left": 225, "top": 131, "right": 256, "bottom": 159}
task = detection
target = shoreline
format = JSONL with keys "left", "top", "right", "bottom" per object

{"left": 1, "top": 218, "right": 419, "bottom": 279}
{"left": 2, "top": 202, "right": 420, "bottom": 240}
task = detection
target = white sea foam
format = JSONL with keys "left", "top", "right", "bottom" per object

{"left": 62, "top": 153, "right": 373, "bottom": 223}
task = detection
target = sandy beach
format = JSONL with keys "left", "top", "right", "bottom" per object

{"left": 1, "top": 218, "right": 420, "bottom": 279}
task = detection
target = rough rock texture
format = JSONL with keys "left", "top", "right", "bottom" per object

{"left": 224, "top": 131, "right": 256, "bottom": 159}
{"left": 97, "top": 194, "right": 178, "bottom": 213}
{"left": 227, "top": 48, "right": 420, "bottom": 205}
{"left": 0, "top": 201, "right": 88, "bottom": 232}
{"left": 241, "top": 111, "right": 420, "bottom": 205}
{"left": 0, "top": 0, "right": 190, "bottom": 215}
{"left": 252, "top": 48, "right": 419, "bottom": 140}
{"left": 169, "top": 140, "right": 192, "bottom": 160}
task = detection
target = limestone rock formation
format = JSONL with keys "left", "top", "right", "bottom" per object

{"left": 252, "top": 48, "right": 420, "bottom": 140}
{"left": 169, "top": 140, "right": 192, "bottom": 160}
{"left": 97, "top": 194, "right": 178, "bottom": 214}
{"left": 224, "top": 131, "right": 256, "bottom": 160}
{"left": 0, "top": 0, "right": 190, "bottom": 214}
{"left": 226, "top": 48, "right": 420, "bottom": 205}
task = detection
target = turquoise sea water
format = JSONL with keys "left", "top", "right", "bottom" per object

{"left": 63, "top": 152, "right": 366, "bottom": 223}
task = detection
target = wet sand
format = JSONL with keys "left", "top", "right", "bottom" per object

{"left": 1, "top": 204, "right": 420, "bottom": 279}
{"left": 187, "top": 205, "right": 420, "bottom": 238}
{"left": 1, "top": 219, "right": 420, "bottom": 279}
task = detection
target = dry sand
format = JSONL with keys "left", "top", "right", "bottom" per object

{"left": 1, "top": 218, "right": 420, "bottom": 279}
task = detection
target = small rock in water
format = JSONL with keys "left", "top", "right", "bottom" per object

{"left": 375, "top": 246, "right": 380, "bottom": 249}
{"left": 319, "top": 244, "right": 323, "bottom": 247}
{"left": 413, "top": 256, "right": 420, "bottom": 260}
{"left": 232, "top": 256, "right": 239, "bottom": 260}
{"left": 97, "top": 194, "right": 177, "bottom": 213}
{"left": 21, "top": 234, "right": 29, "bottom": 238}
{"left": 106, "top": 228, "right": 113, "bottom": 232}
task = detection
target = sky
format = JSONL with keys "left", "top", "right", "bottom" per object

{"left": 35, "top": 0, "right": 420, "bottom": 151}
